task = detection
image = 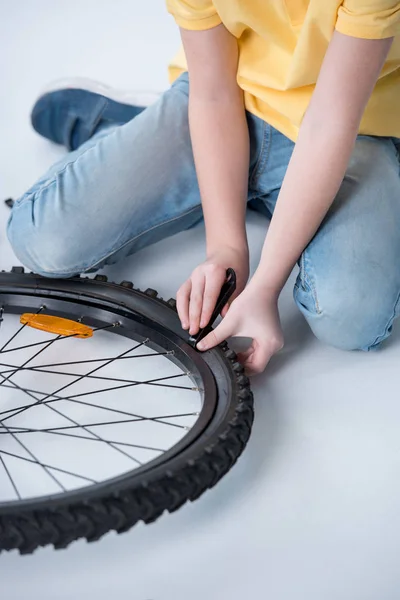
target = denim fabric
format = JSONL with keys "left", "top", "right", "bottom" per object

{"left": 7, "top": 73, "right": 400, "bottom": 351}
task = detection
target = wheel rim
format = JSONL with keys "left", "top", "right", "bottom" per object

{"left": 0, "top": 291, "right": 219, "bottom": 509}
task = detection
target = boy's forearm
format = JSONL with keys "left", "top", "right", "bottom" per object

{"left": 250, "top": 120, "right": 357, "bottom": 297}
{"left": 188, "top": 94, "right": 249, "bottom": 256}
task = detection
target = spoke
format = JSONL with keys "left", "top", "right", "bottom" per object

{"left": 57, "top": 373, "right": 196, "bottom": 400}
{"left": 0, "top": 318, "right": 116, "bottom": 388}
{"left": 0, "top": 334, "right": 64, "bottom": 387}
{"left": 0, "top": 363, "right": 183, "bottom": 387}
{"left": 0, "top": 425, "right": 167, "bottom": 452}
{"left": 0, "top": 341, "right": 154, "bottom": 465}
{"left": 0, "top": 449, "right": 96, "bottom": 484}
{"left": 0, "top": 418, "right": 66, "bottom": 491}
{"left": 0, "top": 454, "right": 21, "bottom": 499}
{"left": 0, "top": 357, "right": 62, "bottom": 416}
{"left": 1, "top": 377, "right": 145, "bottom": 465}
{"left": 43, "top": 402, "right": 144, "bottom": 464}
{"left": 30, "top": 339, "right": 150, "bottom": 410}
{"left": 0, "top": 351, "right": 173, "bottom": 375}
{"left": 0, "top": 413, "right": 195, "bottom": 433}
{"left": 1, "top": 340, "right": 148, "bottom": 423}
{"left": 0, "top": 361, "right": 112, "bottom": 485}
{"left": 0, "top": 333, "right": 71, "bottom": 356}
{"left": 0, "top": 305, "right": 44, "bottom": 353}
{"left": 0, "top": 381, "right": 194, "bottom": 428}
{"left": 0, "top": 374, "right": 145, "bottom": 470}
{"left": 0, "top": 373, "right": 194, "bottom": 423}
{"left": 0, "top": 323, "right": 116, "bottom": 356}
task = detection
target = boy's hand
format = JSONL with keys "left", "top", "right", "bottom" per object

{"left": 177, "top": 247, "right": 249, "bottom": 336}
{"left": 196, "top": 286, "right": 284, "bottom": 376}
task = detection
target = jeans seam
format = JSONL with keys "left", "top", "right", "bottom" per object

{"left": 366, "top": 287, "right": 400, "bottom": 350}
{"left": 300, "top": 251, "right": 321, "bottom": 314}
{"left": 30, "top": 204, "right": 202, "bottom": 275}
{"left": 395, "top": 142, "right": 400, "bottom": 177}
{"left": 250, "top": 122, "right": 269, "bottom": 187}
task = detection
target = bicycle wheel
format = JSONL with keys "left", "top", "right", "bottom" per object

{"left": 0, "top": 268, "right": 253, "bottom": 554}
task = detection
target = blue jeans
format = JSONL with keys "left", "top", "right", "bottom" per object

{"left": 7, "top": 73, "right": 400, "bottom": 351}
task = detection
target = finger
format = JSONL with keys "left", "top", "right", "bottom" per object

{"left": 237, "top": 347, "right": 258, "bottom": 376}
{"left": 238, "top": 342, "right": 273, "bottom": 375}
{"left": 189, "top": 275, "right": 206, "bottom": 335}
{"left": 220, "top": 302, "right": 230, "bottom": 318}
{"left": 200, "top": 270, "right": 227, "bottom": 328}
{"left": 196, "top": 317, "right": 235, "bottom": 351}
{"left": 237, "top": 346, "right": 254, "bottom": 364}
{"left": 176, "top": 280, "right": 191, "bottom": 330}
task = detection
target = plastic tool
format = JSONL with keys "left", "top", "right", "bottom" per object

{"left": 189, "top": 267, "right": 237, "bottom": 348}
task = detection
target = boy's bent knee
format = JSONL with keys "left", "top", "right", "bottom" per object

{"left": 294, "top": 281, "right": 397, "bottom": 352}
{"left": 7, "top": 202, "right": 84, "bottom": 278}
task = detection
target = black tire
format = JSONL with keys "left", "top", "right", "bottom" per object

{"left": 0, "top": 269, "right": 254, "bottom": 554}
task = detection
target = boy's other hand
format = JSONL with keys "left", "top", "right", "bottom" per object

{"left": 195, "top": 286, "right": 284, "bottom": 376}
{"left": 176, "top": 246, "right": 249, "bottom": 336}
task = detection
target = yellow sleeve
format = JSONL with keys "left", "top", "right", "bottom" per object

{"left": 336, "top": 0, "right": 400, "bottom": 39}
{"left": 166, "top": 0, "right": 222, "bottom": 31}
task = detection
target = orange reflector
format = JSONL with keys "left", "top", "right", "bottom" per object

{"left": 20, "top": 314, "right": 93, "bottom": 338}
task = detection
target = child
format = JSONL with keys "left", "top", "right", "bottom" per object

{"left": 7, "top": 1, "right": 400, "bottom": 374}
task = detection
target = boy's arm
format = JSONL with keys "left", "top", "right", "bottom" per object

{"left": 176, "top": 24, "right": 250, "bottom": 335}
{"left": 198, "top": 32, "right": 394, "bottom": 373}
{"left": 250, "top": 32, "right": 394, "bottom": 297}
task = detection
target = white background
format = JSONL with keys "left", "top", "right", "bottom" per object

{"left": 1, "top": 2, "right": 400, "bottom": 599}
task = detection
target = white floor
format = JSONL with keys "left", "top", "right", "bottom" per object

{"left": 1, "top": 2, "right": 400, "bottom": 599}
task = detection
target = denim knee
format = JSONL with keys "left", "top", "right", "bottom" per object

{"left": 292, "top": 135, "right": 400, "bottom": 352}
{"left": 7, "top": 197, "right": 83, "bottom": 278}
{"left": 293, "top": 275, "right": 399, "bottom": 352}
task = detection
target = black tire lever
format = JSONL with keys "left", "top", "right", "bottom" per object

{"left": 189, "top": 268, "right": 237, "bottom": 348}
